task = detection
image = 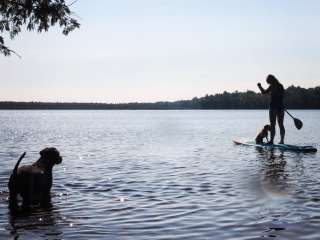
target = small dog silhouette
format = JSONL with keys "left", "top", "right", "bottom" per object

{"left": 255, "top": 125, "right": 271, "bottom": 144}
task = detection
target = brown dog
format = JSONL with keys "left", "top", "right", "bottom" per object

{"left": 255, "top": 125, "right": 271, "bottom": 144}
{"left": 8, "top": 147, "right": 62, "bottom": 210}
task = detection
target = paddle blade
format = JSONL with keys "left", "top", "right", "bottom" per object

{"left": 294, "top": 118, "right": 303, "bottom": 130}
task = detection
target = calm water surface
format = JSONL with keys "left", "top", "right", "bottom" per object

{"left": 0, "top": 110, "right": 319, "bottom": 240}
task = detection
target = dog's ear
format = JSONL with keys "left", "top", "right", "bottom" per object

{"left": 40, "top": 148, "right": 50, "bottom": 157}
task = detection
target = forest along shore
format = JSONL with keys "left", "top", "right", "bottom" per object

{"left": 0, "top": 85, "right": 319, "bottom": 110}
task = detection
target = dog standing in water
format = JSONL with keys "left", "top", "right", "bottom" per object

{"left": 255, "top": 125, "right": 271, "bottom": 144}
{"left": 8, "top": 147, "right": 62, "bottom": 211}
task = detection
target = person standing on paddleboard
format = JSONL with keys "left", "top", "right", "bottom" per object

{"left": 257, "top": 74, "right": 285, "bottom": 144}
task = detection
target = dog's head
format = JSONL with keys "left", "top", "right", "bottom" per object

{"left": 40, "top": 147, "right": 62, "bottom": 165}
{"left": 263, "top": 124, "right": 271, "bottom": 132}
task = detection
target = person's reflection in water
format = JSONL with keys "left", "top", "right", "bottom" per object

{"left": 8, "top": 205, "right": 63, "bottom": 240}
{"left": 256, "top": 148, "right": 290, "bottom": 197}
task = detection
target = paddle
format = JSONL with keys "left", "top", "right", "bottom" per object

{"left": 285, "top": 110, "right": 303, "bottom": 130}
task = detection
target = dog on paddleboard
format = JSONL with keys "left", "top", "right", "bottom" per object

{"left": 255, "top": 125, "right": 271, "bottom": 144}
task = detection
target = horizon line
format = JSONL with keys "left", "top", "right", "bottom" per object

{"left": 1, "top": 84, "right": 318, "bottom": 105}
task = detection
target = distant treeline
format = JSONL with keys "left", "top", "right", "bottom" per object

{"left": 0, "top": 85, "right": 319, "bottom": 110}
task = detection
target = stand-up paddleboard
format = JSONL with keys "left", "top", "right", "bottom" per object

{"left": 233, "top": 139, "right": 317, "bottom": 153}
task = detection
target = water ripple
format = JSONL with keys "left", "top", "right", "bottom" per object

{"left": 0, "top": 110, "right": 319, "bottom": 239}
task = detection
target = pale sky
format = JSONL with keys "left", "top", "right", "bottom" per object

{"left": 1, "top": 0, "right": 320, "bottom": 102}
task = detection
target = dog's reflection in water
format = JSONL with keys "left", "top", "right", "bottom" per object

{"left": 8, "top": 204, "right": 65, "bottom": 240}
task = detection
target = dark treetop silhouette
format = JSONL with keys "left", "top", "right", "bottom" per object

{"left": 0, "top": 0, "right": 79, "bottom": 56}
{"left": 0, "top": 85, "right": 319, "bottom": 110}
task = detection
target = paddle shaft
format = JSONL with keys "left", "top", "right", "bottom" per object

{"left": 285, "top": 110, "right": 295, "bottom": 120}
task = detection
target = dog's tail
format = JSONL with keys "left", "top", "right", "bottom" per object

{"left": 12, "top": 152, "right": 26, "bottom": 176}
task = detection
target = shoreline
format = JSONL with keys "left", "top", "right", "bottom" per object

{"left": 1, "top": 85, "right": 318, "bottom": 110}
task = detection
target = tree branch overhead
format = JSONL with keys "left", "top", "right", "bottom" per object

{"left": 0, "top": 0, "right": 80, "bottom": 56}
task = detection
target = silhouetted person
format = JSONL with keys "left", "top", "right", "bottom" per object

{"left": 257, "top": 75, "right": 285, "bottom": 144}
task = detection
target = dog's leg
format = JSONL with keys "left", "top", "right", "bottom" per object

{"left": 40, "top": 192, "right": 52, "bottom": 208}
{"left": 22, "top": 194, "right": 31, "bottom": 211}
{"left": 8, "top": 175, "right": 19, "bottom": 212}
{"left": 9, "top": 191, "right": 18, "bottom": 212}
{"left": 22, "top": 176, "right": 33, "bottom": 210}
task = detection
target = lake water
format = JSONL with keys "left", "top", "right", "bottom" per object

{"left": 0, "top": 110, "right": 319, "bottom": 240}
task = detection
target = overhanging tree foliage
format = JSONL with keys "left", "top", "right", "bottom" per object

{"left": 0, "top": 0, "right": 80, "bottom": 56}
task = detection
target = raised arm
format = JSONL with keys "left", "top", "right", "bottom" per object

{"left": 257, "top": 83, "right": 271, "bottom": 94}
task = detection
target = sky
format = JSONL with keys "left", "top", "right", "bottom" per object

{"left": 1, "top": 0, "right": 320, "bottom": 103}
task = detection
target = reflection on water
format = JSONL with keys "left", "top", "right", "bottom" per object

{"left": 0, "top": 110, "right": 319, "bottom": 239}
{"left": 0, "top": 190, "right": 77, "bottom": 240}
{"left": 257, "top": 148, "right": 290, "bottom": 197}
{"left": 250, "top": 146, "right": 317, "bottom": 239}
{"left": 8, "top": 206, "right": 63, "bottom": 240}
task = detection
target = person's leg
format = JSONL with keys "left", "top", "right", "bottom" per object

{"left": 277, "top": 109, "right": 285, "bottom": 144}
{"left": 269, "top": 108, "right": 276, "bottom": 144}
